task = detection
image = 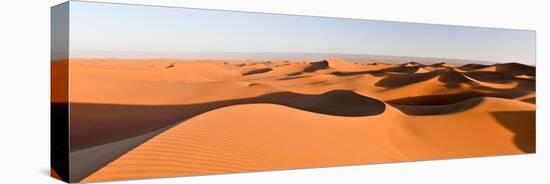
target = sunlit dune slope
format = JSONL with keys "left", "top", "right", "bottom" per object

{"left": 84, "top": 97, "right": 534, "bottom": 182}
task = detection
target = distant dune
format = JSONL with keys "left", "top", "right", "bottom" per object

{"left": 56, "top": 58, "right": 535, "bottom": 182}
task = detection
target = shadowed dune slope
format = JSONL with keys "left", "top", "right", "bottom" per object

{"left": 303, "top": 60, "right": 329, "bottom": 73}
{"left": 242, "top": 68, "right": 273, "bottom": 75}
{"left": 375, "top": 72, "right": 437, "bottom": 88}
{"left": 491, "top": 111, "right": 536, "bottom": 153}
{"left": 495, "top": 63, "right": 535, "bottom": 76}
{"left": 458, "top": 63, "right": 490, "bottom": 71}
{"left": 69, "top": 125, "right": 172, "bottom": 182}
{"left": 385, "top": 91, "right": 531, "bottom": 115}
{"left": 388, "top": 97, "right": 484, "bottom": 115}
{"left": 388, "top": 97, "right": 534, "bottom": 160}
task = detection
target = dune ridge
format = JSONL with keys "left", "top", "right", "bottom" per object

{"left": 84, "top": 97, "right": 534, "bottom": 182}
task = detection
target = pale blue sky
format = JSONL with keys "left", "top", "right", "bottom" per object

{"left": 68, "top": 1, "right": 535, "bottom": 65}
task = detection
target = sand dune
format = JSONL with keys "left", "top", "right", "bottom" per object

{"left": 58, "top": 58, "right": 536, "bottom": 182}
{"left": 494, "top": 63, "right": 535, "bottom": 76}
{"left": 83, "top": 103, "right": 407, "bottom": 182}
{"left": 69, "top": 90, "right": 387, "bottom": 151}
{"left": 84, "top": 97, "right": 534, "bottom": 182}
{"left": 461, "top": 72, "right": 519, "bottom": 89}
{"left": 389, "top": 97, "right": 534, "bottom": 160}
{"left": 67, "top": 90, "right": 386, "bottom": 181}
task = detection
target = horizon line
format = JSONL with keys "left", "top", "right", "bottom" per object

{"left": 61, "top": 51, "right": 535, "bottom": 65}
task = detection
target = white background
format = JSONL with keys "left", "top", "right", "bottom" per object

{"left": 0, "top": 0, "right": 548, "bottom": 183}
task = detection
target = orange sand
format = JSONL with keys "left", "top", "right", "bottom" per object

{"left": 55, "top": 58, "right": 535, "bottom": 182}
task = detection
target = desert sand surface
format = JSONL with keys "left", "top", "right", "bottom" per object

{"left": 54, "top": 58, "right": 535, "bottom": 182}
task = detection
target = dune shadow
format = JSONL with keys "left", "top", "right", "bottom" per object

{"left": 331, "top": 71, "right": 371, "bottom": 76}
{"left": 457, "top": 62, "right": 535, "bottom": 76}
{"left": 379, "top": 66, "right": 420, "bottom": 74}
{"left": 521, "top": 97, "right": 536, "bottom": 104}
{"left": 327, "top": 62, "right": 536, "bottom": 91}
{"left": 386, "top": 93, "right": 485, "bottom": 115}
{"left": 376, "top": 72, "right": 437, "bottom": 88}
{"left": 491, "top": 111, "right": 535, "bottom": 153}
{"left": 332, "top": 63, "right": 536, "bottom": 91}
{"left": 303, "top": 60, "right": 329, "bottom": 73}
{"left": 242, "top": 68, "right": 273, "bottom": 75}
{"left": 437, "top": 70, "right": 472, "bottom": 88}
{"left": 331, "top": 66, "right": 436, "bottom": 89}
{"left": 429, "top": 62, "right": 446, "bottom": 67}
{"left": 458, "top": 63, "right": 489, "bottom": 71}
{"left": 464, "top": 71, "right": 516, "bottom": 84}
{"left": 287, "top": 71, "right": 303, "bottom": 76}
{"left": 388, "top": 97, "right": 484, "bottom": 115}
{"left": 375, "top": 68, "right": 475, "bottom": 89}
{"left": 63, "top": 90, "right": 385, "bottom": 182}
{"left": 464, "top": 71, "right": 535, "bottom": 91}
{"left": 387, "top": 92, "right": 485, "bottom": 106}
{"left": 386, "top": 91, "right": 530, "bottom": 115}
{"left": 495, "top": 63, "right": 535, "bottom": 76}
{"left": 331, "top": 66, "right": 420, "bottom": 77}
{"left": 278, "top": 75, "right": 309, "bottom": 80}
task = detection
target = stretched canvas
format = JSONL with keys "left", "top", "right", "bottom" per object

{"left": 51, "top": 1, "right": 536, "bottom": 183}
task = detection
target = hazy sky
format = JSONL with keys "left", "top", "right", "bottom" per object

{"left": 68, "top": 1, "right": 536, "bottom": 65}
